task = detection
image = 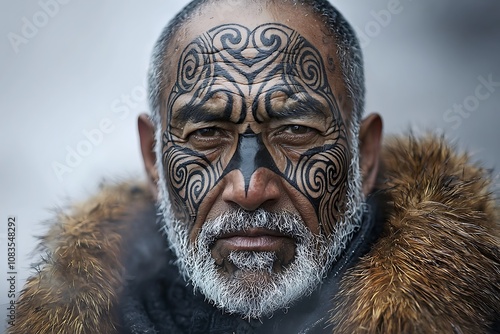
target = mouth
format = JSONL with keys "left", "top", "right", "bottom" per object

{"left": 214, "top": 228, "right": 295, "bottom": 252}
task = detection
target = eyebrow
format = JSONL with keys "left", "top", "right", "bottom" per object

{"left": 172, "top": 95, "right": 330, "bottom": 125}
{"left": 172, "top": 104, "right": 229, "bottom": 125}
{"left": 267, "top": 96, "right": 328, "bottom": 120}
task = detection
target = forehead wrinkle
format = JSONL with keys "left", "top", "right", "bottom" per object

{"left": 166, "top": 21, "right": 346, "bottom": 128}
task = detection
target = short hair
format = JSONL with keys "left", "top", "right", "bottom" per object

{"left": 148, "top": 0, "right": 365, "bottom": 128}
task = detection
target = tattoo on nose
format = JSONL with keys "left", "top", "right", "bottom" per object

{"left": 223, "top": 128, "right": 279, "bottom": 195}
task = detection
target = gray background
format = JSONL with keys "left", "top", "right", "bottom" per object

{"left": 1, "top": 0, "right": 499, "bottom": 331}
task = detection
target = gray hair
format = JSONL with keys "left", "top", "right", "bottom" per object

{"left": 148, "top": 0, "right": 365, "bottom": 129}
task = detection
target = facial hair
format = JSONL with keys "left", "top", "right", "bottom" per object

{"left": 154, "top": 122, "right": 365, "bottom": 319}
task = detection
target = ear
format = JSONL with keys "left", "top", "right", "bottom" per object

{"left": 358, "top": 113, "right": 383, "bottom": 196}
{"left": 138, "top": 113, "right": 159, "bottom": 199}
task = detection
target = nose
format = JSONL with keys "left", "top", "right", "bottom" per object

{"left": 221, "top": 168, "right": 281, "bottom": 211}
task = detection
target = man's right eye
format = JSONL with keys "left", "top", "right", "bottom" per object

{"left": 192, "top": 127, "right": 221, "bottom": 138}
{"left": 187, "top": 127, "right": 230, "bottom": 151}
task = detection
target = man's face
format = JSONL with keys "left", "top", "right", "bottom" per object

{"left": 155, "top": 3, "right": 363, "bottom": 318}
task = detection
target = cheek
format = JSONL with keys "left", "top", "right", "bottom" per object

{"left": 282, "top": 142, "right": 350, "bottom": 235}
{"left": 163, "top": 145, "right": 223, "bottom": 224}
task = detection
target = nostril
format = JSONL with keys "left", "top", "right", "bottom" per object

{"left": 221, "top": 168, "right": 282, "bottom": 212}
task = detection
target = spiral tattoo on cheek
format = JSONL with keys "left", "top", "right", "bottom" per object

{"left": 162, "top": 23, "right": 349, "bottom": 235}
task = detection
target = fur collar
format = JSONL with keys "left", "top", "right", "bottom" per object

{"left": 331, "top": 136, "right": 499, "bottom": 333}
{"left": 9, "top": 135, "right": 500, "bottom": 334}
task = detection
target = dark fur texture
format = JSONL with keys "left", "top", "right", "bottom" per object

{"left": 9, "top": 136, "right": 500, "bottom": 334}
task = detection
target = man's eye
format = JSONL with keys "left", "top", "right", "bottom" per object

{"left": 284, "top": 125, "right": 314, "bottom": 135}
{"left": 193, "top": 127, "right": 221, "bottom": 138}
{"left": 187, "top": 127, "right": 228, "bottom": 151}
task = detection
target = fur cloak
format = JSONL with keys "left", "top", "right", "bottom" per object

{"left": 8, "top": 135, "right": 500, "bottom": 334}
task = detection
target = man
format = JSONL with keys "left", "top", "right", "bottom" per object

{"left": 9, "top": 0, "right": 499, "bottom": 333}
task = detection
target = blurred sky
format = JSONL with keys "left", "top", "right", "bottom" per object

{"left": 1, "top": 0, "right": 499, "bottom": 331}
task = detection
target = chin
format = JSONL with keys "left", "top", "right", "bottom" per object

{"left": 190, "top": 240, "right": 328, "bottom": 319}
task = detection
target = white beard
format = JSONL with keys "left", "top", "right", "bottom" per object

{"left": 154, "top": 122, "right": 365, "bottom": 319}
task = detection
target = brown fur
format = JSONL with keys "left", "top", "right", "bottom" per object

{"left": 8, "top": 136, "right": 500, "bottom": 334}
{"left": 331, "top": 135, "right": 500, "bottom": 333}
{"left": 8, "top": 183, "right": 154, "bottom": 334}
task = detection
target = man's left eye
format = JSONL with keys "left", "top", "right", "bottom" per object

{"left": 284, "top": 125, "right": 315, "bottom": 135}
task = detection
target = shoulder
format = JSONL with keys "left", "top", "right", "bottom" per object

{"left": 9, "top": 181, "right": 156, "bottom": 334}
{"left": 331, "top": 134, "right": 500, "bottom": 334}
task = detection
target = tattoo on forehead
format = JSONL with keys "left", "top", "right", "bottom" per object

{"left": 163, "top": 23, "right": 348, "bottom": 235}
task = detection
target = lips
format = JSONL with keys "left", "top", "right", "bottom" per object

{"left": 214, "top": 228, "right": 294, "bottom": 252}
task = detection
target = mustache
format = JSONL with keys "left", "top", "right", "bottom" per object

{"left": 198, "top": 208, "right": 310, "bottom": 244}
